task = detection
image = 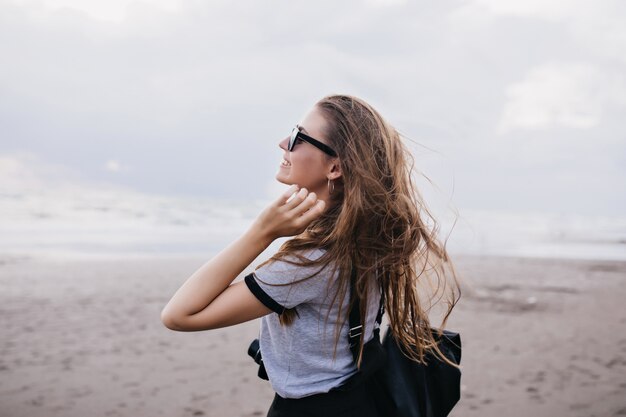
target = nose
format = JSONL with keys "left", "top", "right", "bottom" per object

{"left": 279, "top": 136, "right": 289, "bottom": 151}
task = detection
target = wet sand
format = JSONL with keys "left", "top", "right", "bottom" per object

{"left": 1, "top": 253, "right": 625, "bottom": 417}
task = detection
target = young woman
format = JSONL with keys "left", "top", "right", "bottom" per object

{"left": 161, "top": 94, "right": 460, "bottom": 417}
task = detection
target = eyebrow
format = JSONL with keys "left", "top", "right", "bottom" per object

{"left": 296, "top": 124, "right": 310, "bottom": 134}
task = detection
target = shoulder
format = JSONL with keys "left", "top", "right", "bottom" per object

{"left": 259, "top": 247, "right": 328, "bottom": 272}
{"left": 253, "top": 247, "right": 338, "bottom": 288}
{"left": 247, "top": 248, "right": 334, "bottom": 310}
{"left": 285, "top": 247, "right": 327, "bottom": 261}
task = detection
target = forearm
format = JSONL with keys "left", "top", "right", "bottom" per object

{"left": 162, "top": 225, "right": 274, "bottom": 317}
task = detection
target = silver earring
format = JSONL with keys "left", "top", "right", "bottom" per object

{"left": 328, "top": 178, "right": 334, "bottom": 194}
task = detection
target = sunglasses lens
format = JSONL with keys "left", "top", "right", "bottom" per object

{"left": 289, "top": 128, "right": 298, "bottom": 151}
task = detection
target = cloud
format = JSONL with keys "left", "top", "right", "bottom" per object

{"left": 1, "top": 0, "right": 625, "bottom": 217}
{"left": 0, "top": 152, "right": 45, "bottom": 191}
{"left": 365, "top": 0, "right": 407, "bottom": 7}
{"left": 497, "top": 62, "right": 621, "bottom": 132}
{"left": 9, "top": 0, "right": 183, "bottom": 23}
{"left": 0, "top": 152, "right": 139, "bottom": 196}
{"left": 461, "top": 0, "right": 626, "bottom": 63}
{"left": 104, "top": 159, "right": 130, "bottom": 173}
{"left": 0, "top": 151, "right": 82, "bottom": 191}
{"left": 466, "top": 0, "right": 588, "bottom": 19}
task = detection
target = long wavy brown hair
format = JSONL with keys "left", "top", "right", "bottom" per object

{"left": 255, "top": 94, "right": 461, "bottom": 369}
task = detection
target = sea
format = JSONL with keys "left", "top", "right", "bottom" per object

{"left": 0, "top": 182, "right": 624, "bottom": 262}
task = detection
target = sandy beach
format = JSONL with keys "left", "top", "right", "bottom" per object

{"left": 1, "top": 253, "right": 625, "bottom": 417}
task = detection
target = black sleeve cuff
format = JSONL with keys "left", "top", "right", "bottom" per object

{"left": 244, "top": 272, "right": 286, "bottom": 315}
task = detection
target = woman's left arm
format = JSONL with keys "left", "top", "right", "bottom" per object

{"left": 160, "top": 184, "right": 325, "bottom": 331}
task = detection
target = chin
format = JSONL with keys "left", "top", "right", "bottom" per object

{"left": 275, "top": 175, "right": 291, "bottom": 186}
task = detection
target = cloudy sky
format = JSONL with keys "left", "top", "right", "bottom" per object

{"left": 1, "top": 0, "right": 625, "bottom": 216}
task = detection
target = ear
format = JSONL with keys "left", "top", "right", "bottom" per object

{"left": 327, "top": 159, "right": 342, "bottom": 181}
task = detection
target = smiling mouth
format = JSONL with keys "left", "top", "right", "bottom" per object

{"left": 280, "top": 159, "right": 291, "bottom": 167}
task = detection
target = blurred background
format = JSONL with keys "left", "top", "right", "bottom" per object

{"left": 1, "top": 1, "right": 625, "bottom": 417}
{"left": 1, "top": 0, "right": 625, "bottom": 260}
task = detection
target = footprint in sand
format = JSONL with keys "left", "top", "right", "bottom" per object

{"left": 184, "top": 406, "right": 205, "bottom": 415}
{"left": 569, "top": 403, "right": 591, "bottom": 411}
{"left": 526, "top": 386, "right": 544, "bottom": 402}
{"left": 27, "top": 395, "right": 45, "bottom": 407}
{"left": 532, "top": 370, "right": 546, "bottom": 383}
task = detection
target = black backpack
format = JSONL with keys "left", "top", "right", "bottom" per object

{"left": 335, "top": 266, "right": 462, "bottom": 417}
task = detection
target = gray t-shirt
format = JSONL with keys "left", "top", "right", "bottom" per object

{"left": 244, "top": 248, "right": 382, "bottom": 399}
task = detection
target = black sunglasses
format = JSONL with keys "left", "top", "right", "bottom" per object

{"left": 289, "top": 126, "right": 337, "bottom": 157}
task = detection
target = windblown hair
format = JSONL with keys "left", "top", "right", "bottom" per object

{"left": 255, "top": 94, "right": 461, "bottom": 369}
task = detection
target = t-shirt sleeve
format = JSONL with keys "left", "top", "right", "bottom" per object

{"left": 244, "top": 249, "right": 331, "bottom": 314}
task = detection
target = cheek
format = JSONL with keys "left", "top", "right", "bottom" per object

{"left": 291, "top": 154, "right": 311, "bottom": 169}
{"left": 300, "top": 157, "right": 323, "bottom": 174}
{"left": 291, "top": 151, "right": 325, "bottom": 174}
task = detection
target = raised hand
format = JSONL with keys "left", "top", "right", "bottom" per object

{"left": 251, "top": 184, "right": 326, "bottom": 241}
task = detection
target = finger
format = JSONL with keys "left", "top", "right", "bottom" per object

{"left": 297, "top": 198, "right": 325, "bottom": 220}
{"left": 278, "top": 184, "right": 300, "bottom": 206}
{"left": 294, "top": 199, "right": 326, "bottom": 226}
{"left": 291, "top": 191, "right": 318, "bottom": 217}
{"left": 284, "top": 187, "right": 309, "bottom": 210}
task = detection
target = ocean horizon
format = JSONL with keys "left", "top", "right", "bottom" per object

{"left": 1, "top": 183, "right": 624, "bottom": 262}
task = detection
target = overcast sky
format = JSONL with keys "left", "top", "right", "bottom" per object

{"left": 1, "top": 0, "right": 625, "bottom": 216}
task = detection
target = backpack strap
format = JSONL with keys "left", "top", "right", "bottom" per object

{"left": 348, "top": 265, "right": 385, "bottom": 363}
